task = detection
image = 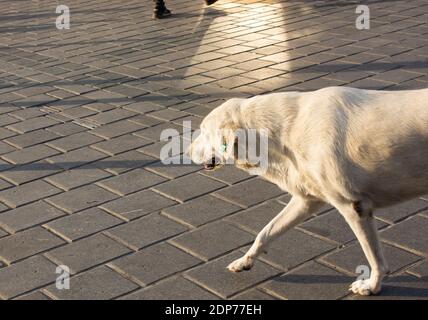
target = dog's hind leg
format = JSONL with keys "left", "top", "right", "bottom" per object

{"left": 336, "top": 201, "right": 389, "bottom": 296}
{"left": 227, "top": 195, "right": 323, "bottom": 272}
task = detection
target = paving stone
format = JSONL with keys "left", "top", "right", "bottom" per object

{"left": 44, "top": 207, "right": 123, "bottom": 242}
{"left": 0, "top": 228, "right": 8, "bottom": 238}
{"left": 46, "top": 123, "right": 87, "bottom": 136}
{"left": 0, "top": 141, "right": 16, "bottom": 155}
{"left": 171, "top": 221, "right": 254, "bottom": 261}
{"left": 109, "top": 242, "right": 201, "bottom": 286}
{"left": 105, "top": 213, "right": 187, "bottom": 250}
{"left": 162, "top": 195, "right": 241, "bottom": 227}
{"left": 408, "top": 261, "right": 428, "bottom": 277}
{"left": 7, "top": 117, "right": 59, "bottom": 134}
{"left": 321, "top": 242, "right": 421, "bottom": 275}
{"left": 381, "top": 215, "right": 428, "bottom": 256}
{"left": 2, "top": 144, "right": 60, "bottom": 165}
{"left": 120, "top": 276, "right": 218, "bottom": 300}
{"left": 133, "top": 122, "right": 182, "bottom": 142}
{"left": 153, "top": 173, "right": 226, "bottom": 202}
{"left": 0, "top": 128, "right": 17, "bottom": 140}
{"left": 186, "top": 251, "right": 280, "bottom": 299}
{"left": 0, "top": 201, "right": 66, "bottom": 234}
{"left": 0, "top": 178, "right": 12, "bottom": 191}
{"left": 145, "top": 160, "right": 201, "bottom": 179}
{"left": 15, "top": 290, "right": 51, "bottom": 300}
{"left": 44, "top": 165, "right": 111, "bottom": 190}
{"left": 0, "top": 180, "right": 61, "bottom": 208}
{"left": 4, "top": 130, "right": 60, "bottom": 148}
{"left": 46, "top": 132, "right": 103, "bottom": 152}
{"left": 85, "top": 109, "right": 137, "bottom": 125}
{"left": 91, "top": 134, "right": 150, "bottom": 155}
{"left": 47, "top": 147, "right": 108, "bottom": 170}
{"left": 232, "top": 289, "right": 277, "bottom": 300}
{"left": 100, "top": 190, "right": 177, "bottom": 221}
{"left": 0, "top": 255, "right": 58, "bottom": 299}
{"left": 93, "top": 150, "right": 157, "bottom": 174}
{"left": 90, "top": 120, "right": 143, "bottom": 139}
{"left": 199, "top": 165, "right": 251, "bottom": 185}
{"left": 214, "top": 178, "right": 284, "bottom": 208}
{"left": 97, "top": 168, "right": 166, "bottom": 196}
{"left": 0, "top": 227, "right": 64, "bottom": 263}
{"left": 241, "top": 229, "right": 335, "bottom": 272}
{"left": 0, "top": 161, "right": 61, "bottom": 185}
{"left": 375, "top": 199, "right": 428, "bottom": 223}
{"left": 45, "top": 234, "right": 131, "bottom": 274}
{"left": 261, "top": 262, "right": 351, "bottom": 300}
{"left": 299, "top": 210, "right": 388, "bottom": 244}
{"left": 44, "top": 265, "right": 138, "bottom": 300}
{"left": 225, "top": 200, "right": 286, "bottom": 233}
{"left": 46, "top": 184, "right": 118, "bottom": 213}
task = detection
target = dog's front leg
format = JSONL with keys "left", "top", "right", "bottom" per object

{"left": 227, "top": 195, "right": 322, "bottom": 272}
{"left": 336, "top": 202, "right": 389, "bottom": 296}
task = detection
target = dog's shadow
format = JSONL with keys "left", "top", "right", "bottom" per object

{"left": 274, "top": 274, "right": 428, "bottom": 299}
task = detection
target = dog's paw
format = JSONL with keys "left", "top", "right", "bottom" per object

{"left": 227, "top": 256, "right": 253, "bottom": 272}
{"left": 349, "top": 279, "right": 381, "bottom": 296}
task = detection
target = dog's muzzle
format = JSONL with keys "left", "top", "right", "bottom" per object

{"left": 203, "top": 156, "right": 220, "bottom": 171}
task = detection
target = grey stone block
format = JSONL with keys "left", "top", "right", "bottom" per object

{"left": 105, "top": 213, "right": 187, "bottom": 250}
{"left": 0, "top": 201, "right": 66, "bottom": 233}
{"left": 214, "top": 178, "right": 284, "bottom": 208}
{"left": 93, "top": 150, "right": 157, "bottom": 174}
{"left": 2, "top": 145, "right": 60, "bottom": 165}
{"left": 163, "top": 195, "right": 241, "bottom": 227}
{"left": 232, "top": 289, "right": 278, "bottom": 300}
{"left": 46, "top": 184, "right": 118, "bottom": 213}
{"left": 46, "top": 132, "right": 103, "bottom": 152}
{"left": 186, "top": 251, "right": 280, "bottom": 298}
{"left": 4, "top": 129, "right": 61, "bottom": 148}
{"left": 90, "top": 120, "right": 143, "bottom": 139}
{"left": 45, "top": 234, "right": 131, "bottom": 274}
{"left": 97, "top": 168, "right": 166, "bottom": 196}
{"left": 408, "top": 260, "right": 428, "bottom": 277}
{"left": 171, "top": 221, "right": 254, "bottom": 261}
{"left": 44, "top": 165, "right": 112, "bottom": 190}
{"left": 0, "top": 161, "right": 61, "bottom": 185}
{"left": 47, "top": 147, "right": 108, "bottom": 170}
{"left": 120, "top": 276, "right": 219, "bottom": 300}
{"left": 0, "top": 180, "right": 61, "bottom": 208}
{"left": 381, "top": 215, "right": 428, "bottom": 256}
{"left": 44, "top": 207, "right": 123, "bottom": 241}
{"left": 243, "top": 229, "right": 335, "bottom": 271}
{"left": 300, "top": 210, "right": 388, "bottom": 244}
{"left": 261, "top": 262, "right": 351, "bottom": 300}
{"left": 6, "top": 116, "right": 59, "bottom": 134}
{"left": 145, "top": 161, "right": 202, "bottom": 179}
{"left": 153, "top": 173, "right": 226, "bottom": 202}
{"left": 0, "top": 255, "right": 58, "bottom": 299}
{"left": 375, "top": 199, "right": 428, "bottom": 223}
{"left": 100, "top": 189, "right": 177, "bottom": 220}
{"left": 91, "top": 134, "right": 150, "bottom": 155}
{"left": 199, "top": 165, "right": 251, "bottom": 185}
{"left": 43, "top": 265, "right": 138, "bottom": 300}
{"left": 0, "top": 227, "right": 64, "bottom": 263}
{"left": 225, "top": 200, "right": 285, "bottom": 233}
{"left": 321, "top": 243, "right": 421, "bottom": 274}
{"left": 109, "top": 242, "right": 201, "bottom": 286}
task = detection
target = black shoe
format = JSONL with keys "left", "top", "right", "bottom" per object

{"left": 205, "top": 0, "right": 218, "bottom": 5}
{"left": 153, "top": 7, "right": 172, "bottom": 19}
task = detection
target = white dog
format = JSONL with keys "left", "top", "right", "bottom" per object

{"left": 188, "top": 86, "right": 428, "bottom": 296}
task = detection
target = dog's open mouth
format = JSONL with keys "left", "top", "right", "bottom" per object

{"left": 203, "top": 157, "right": 220, "bottom": 171}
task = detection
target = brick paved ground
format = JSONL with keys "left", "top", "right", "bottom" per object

{"left": 0, "top": 0, "right": 427, "bottom": 300}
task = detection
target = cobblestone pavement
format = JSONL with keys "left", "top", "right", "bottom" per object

{"left": 0, "top": 0, "right": 427, "bottom": 300}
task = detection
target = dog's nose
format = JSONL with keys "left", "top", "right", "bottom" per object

{"left": 203, "top": 156, "right": 217, "bottom": 170}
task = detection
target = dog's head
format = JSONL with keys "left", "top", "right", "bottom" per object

{"left": 187, "top": 98, "right": 243, "bottom": 171}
